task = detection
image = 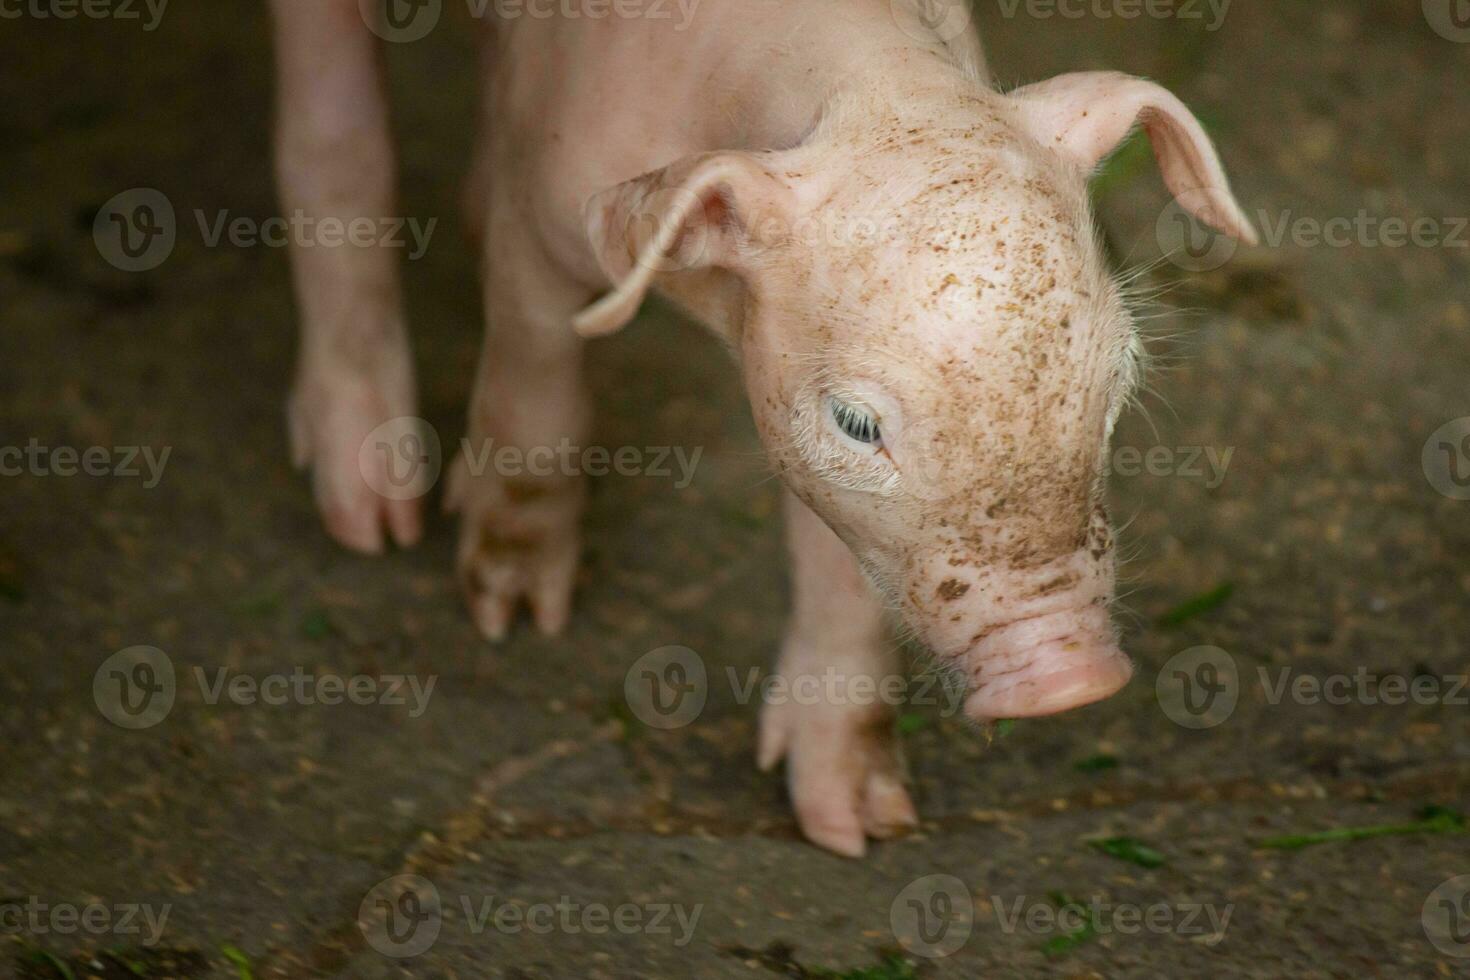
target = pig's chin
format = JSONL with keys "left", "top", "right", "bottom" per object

{"left": 951, "top": 604, "right": 1133, "bottom": 723}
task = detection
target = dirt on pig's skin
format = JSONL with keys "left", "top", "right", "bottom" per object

{"left": 2, "top": 0, "right": 1469, "bottom": 977}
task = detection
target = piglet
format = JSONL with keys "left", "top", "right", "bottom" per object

{"left": 267, "top": 0, "right": 1255, "bottom": 856}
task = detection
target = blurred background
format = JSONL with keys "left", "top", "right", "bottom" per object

{"left": 1, "top": 1, "right": 1468, "bottom": 976}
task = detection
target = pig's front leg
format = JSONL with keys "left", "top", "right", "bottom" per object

{"left": 445, "top": 215, "right": 591, "bottom": 640}
{"left": 759, "top": 491, "right": 919, "bottom": 857}
{"left": 269, "top": 0, "right": 421, "bottom": 553}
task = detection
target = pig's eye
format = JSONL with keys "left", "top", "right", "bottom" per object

{"left": 829, "top": 397, "right": 881, "bottom": 446}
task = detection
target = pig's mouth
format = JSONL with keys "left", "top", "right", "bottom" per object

{"left": 957, "top": 605, "right": 1133, "bottom": 722}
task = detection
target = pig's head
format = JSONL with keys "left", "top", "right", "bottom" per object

{"left": 575, "top": 72, "right": 1256, "bottom": 722}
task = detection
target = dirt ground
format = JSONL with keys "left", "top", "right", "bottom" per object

{"left": 3, "top": 1, "right": 1469, "bottom": 977}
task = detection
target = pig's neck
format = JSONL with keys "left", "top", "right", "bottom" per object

{"left": 716, "top": 31, "right": 990, "bottom": 153}
{"left": 662, "top": 25, "right": 1002, "bottom": 340}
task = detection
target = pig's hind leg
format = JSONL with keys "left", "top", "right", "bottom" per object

{"left": 445, "top": 200, "right": 592, "bottom": 641}
{"left": 268, "top": 0, "right": 422, "bottom": 553}
{"left": 759, "top": 491, "right": 921, "bottom": 857}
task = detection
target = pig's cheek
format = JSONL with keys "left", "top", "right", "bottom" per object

{"left": 750, "top": 404, "right": 808, "bottom": 489}
{"left": 749, "top": 395, "right": 789, "bottom": 455}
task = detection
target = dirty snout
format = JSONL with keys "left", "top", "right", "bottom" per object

{"left": 909, "top": 535, "right": 1132, "bottom": 723}
{"left": 960, "top": 602, "right": 1132, "bottom": 722}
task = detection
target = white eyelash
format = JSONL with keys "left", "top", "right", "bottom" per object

{"left": 830, "top": 397, "right": 881, "bottom": 445}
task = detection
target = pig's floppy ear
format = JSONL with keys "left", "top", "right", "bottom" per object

{"left": 1011, "top": 71, "right": 1258, "bottom": 245}
{"left": 572, "top": 152, "right": 795, "bottom": 337}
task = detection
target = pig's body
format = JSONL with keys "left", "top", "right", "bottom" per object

{"left": 268, "top": 0, "right": 1254, "bottom": 855}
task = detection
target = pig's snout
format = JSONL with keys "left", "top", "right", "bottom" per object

{"left": 960, "top": 605, "right": 1132, "bottom": 722}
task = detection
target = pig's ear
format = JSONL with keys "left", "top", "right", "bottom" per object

{"left": 1011, "top": 71, "right": 1258, "bottom": 245}
{"left": 573, "top": 152, "right": 796, "bottom": 337}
